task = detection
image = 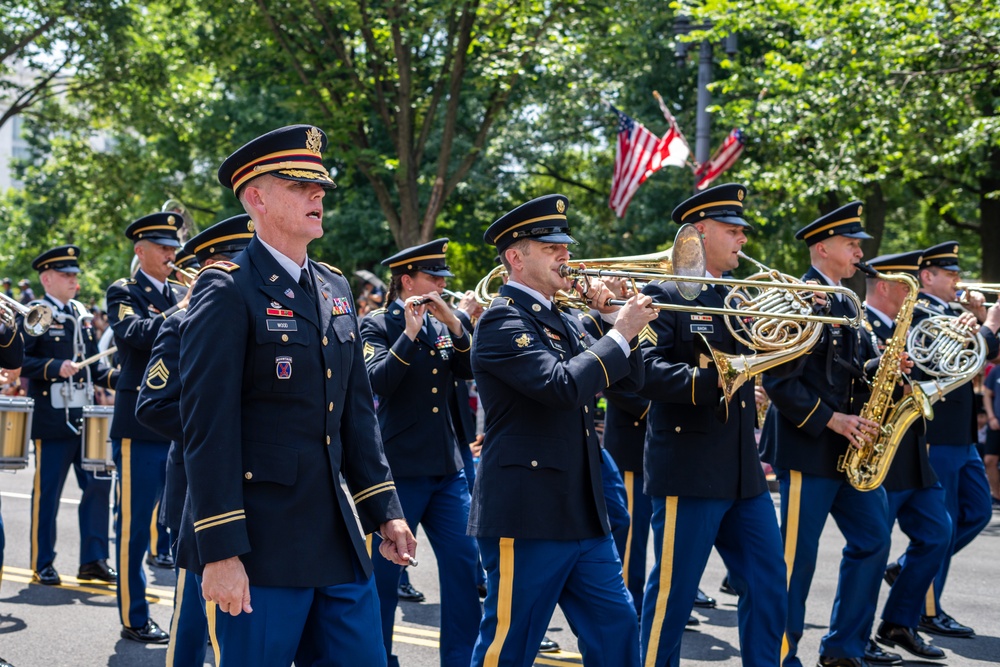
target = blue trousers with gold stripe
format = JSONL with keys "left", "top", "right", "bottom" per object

{"left": 112, "top": 438, "right": 168, "bottom": 628}
{"left": 914, "top": 444, "right": 991, "bottom": 617}
{"left": 31, "top": 437, "right": 112, "bottom": 572}
{"left": 206, "top": 558, "right": 386, "bottom": 667}
{"left": 372, "top": 472, "right": 480, "bottom": 667}
{"left": 601, "top": 449, "right": 631, "bottom": 569}
{"left": 777, "top": 469, "right": 890, "bottom": 667}
{"left": 881, "top": 484, "right": 950, "bottom": 629}
{"left": 618, "top": 467, "right": 651, "bottom": 617}
{"left": 166, "top": 566, "right": 208, "bottom": 667}
{"left": 641, "top": 493, "right": 786, "bottom": 667}
{"left": 472, "top": 535, "right": 639, "bottom": 667}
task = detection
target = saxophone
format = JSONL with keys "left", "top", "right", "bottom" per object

{"left": 838, "top": 270, "right": 931, "bottom": 491}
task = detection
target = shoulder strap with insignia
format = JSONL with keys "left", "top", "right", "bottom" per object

{"left": 199, "top": 261, "right": 240, "bottom": 274}
{"left": 316, "top": 261, "right": 343, "bottom": 276}
{"left": 368, "top": 307, "right": 387, "bottom": 317}
{"left": 862, "top": 319, "right": 873, "bottom": 333}
{"left": 489, "top": 296, "right": 513, "bottom": 309}
{"left": 116, "top": 277, "right": 136, "bottom": 285}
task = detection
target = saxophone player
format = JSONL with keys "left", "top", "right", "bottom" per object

{"left": 892, "top": 242, "right": 1000, "bottom": 638}
{"left": 862, "top": 252, "right": 948, "bottom": 659}
{"left": 760, "top": 202, "right": 901, "bottom": 667}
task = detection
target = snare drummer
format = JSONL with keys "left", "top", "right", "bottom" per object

{"left": 20, "top": 245, "right": 118, "bottom": 587}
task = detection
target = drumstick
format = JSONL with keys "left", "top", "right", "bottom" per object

{"left": 75, "top": 347, "right": 118, "bottom": 369}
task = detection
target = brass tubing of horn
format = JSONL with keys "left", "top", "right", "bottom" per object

{"left": 557, "top": 265, "right": 860, "bottom": 328}
{"left": 0, "top": 292, "right": 53, "bottom": 336}
{"left": 168, "top": 262, "right": 199, "bottom": 283}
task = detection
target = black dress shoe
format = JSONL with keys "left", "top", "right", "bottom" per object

{"left": 78, "top": 559, "right": 118, "bottom": 582}
{"left": 397, "top": 581, "right": 425, "bottom": 602}
{"left": 693, "top": 587, "right": 716, "bottom": 608}
{"left": 538, "top": 636, "right": 560, "bottom": 653}
{"left": 145, "top": 552, "right": 174, "bottom": 569}
{"left": 919, "top": 611, "right": 974, "bottom": 637}
{"left": 0, "top": 656, "right": 13, "bottom": 667}
{"left": 32, "top": 564, "right": 61, "bottom": 586}
{"left": 686, "top": 614, "right": 699, "bottom": 627}
{"left": 817, "top": 657, "right": 864, "bottom": 667}
{"left": 883, "top": 561, "right": 901, "bottom": 587}
{"left": 876, "top": 621, "right": 945, "bottom": 660}
{"left": 864, "top": 638, "right": 903, "bottom": 665}
{"left": 121, "top": 619, "right": 170, "bottom": 644}
{"left": 719, "top": 575, "right": 737, "bottom": 596}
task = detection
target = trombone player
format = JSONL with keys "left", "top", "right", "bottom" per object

{"left": 638, "top": 184, "right": 787, "bottom": 667}
{"left": 896, "top": 242, "right": 1000, "bottom": 638}
{"left": 760, "top": 202, "right": 900, "bottom": 667}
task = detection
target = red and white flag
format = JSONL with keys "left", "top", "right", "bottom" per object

{"left": 609, "top": 106, "right": 690, "bottom": 217}
{"left": 695, "top": 128, "right": 745, "bottom": 190}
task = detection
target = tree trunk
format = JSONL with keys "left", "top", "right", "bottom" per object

{"left": 980, "top": 146, "right": 1000, "bottom": 281}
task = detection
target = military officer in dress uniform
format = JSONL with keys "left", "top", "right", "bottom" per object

{"left": 106, "top": 212, "right": 190, "bottom": 643}
{"left": 177, "top": 125, "right": 415, "bottom": 666}
{"left": 860, "top": 251, "right": 949, "bottom": 660}
{"left": 360, "top": 238, "right": 481, "bottom": 667}
{"left": 760, "top": 202, "right": 900, "bottom": 667}
{"left": 136, "top": 215, "right": 254, "bottom": 667}
{"left": 0, "top": 306, "right": 21, "bottom": 667}
{"left": 896, "top": 241, "right": 1000, "bottom": 638}
{"left": 469, "top": 194, "right": 656, "bottom": 667}
{"left": 21, "top": 246, "right": 118, "bottom": 587}
{"left": 636, "top": 184, "right": 786, "bottom": 667}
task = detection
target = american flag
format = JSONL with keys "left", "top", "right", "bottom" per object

{"left": 609, "top": 107, "right": 689, "bottom": 217}
{"left": 695, "top": 128, "right": 745, "bottom": 190}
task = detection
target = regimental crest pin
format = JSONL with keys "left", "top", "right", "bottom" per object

{"left": 513, "top": 333, "right": 532, "bottom": 349}
{"left": 284, "top": 288, "right": 295, "bottom": 299}
{"left": 275, "top": 356, "right": 293, "bottom": 379}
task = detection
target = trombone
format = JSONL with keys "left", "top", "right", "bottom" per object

{"left": 955, "top": 283, "right": 999, "bottom": 309}
{"left": 0, "top": 292, "right": 54, "bottom": 336}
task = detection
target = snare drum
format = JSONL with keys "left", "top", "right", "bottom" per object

{"left": 81, "top": 405, "right": 115, "bottom": 473}
{"left": 0, "top": 396, "right": 34, "bottom": 471}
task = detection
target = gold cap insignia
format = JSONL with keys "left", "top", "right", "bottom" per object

{"left": 556, "top": 199, "right": 566, "bottom": 214}
{"left": 168, "top": 215, "right": 176, "bottom": 225}
{"left": 68, "top": 248, "right": 76, "bottom": 256}
{"left": 305, "top": 127, "right": 323, "bottom": 155}
{"left": 512, "top": 232, "right": 519, "bottom": 238}
{"left": 442, "top": 242, "right": 448, "bottom": 252}
{"left": 248, "top": 220, "right": 255, "bottom": 233}
{"left": 737, "top": 189, "right": 744, "bottom": 201}
{"left": 858, "top": 205, "right": 863, "bottom": 216}
{"left": 952, "top": 245, "right": 959, "bottom": 253}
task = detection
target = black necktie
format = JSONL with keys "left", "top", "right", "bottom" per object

{"left": 298, "top": 271, "right": 314, "bottom": 300}
{"left": 163, "top": 285, "right": 173, "bottom": 305}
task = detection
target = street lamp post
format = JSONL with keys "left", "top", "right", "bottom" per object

{"left": 674, "top": 17, "right": 738, "bottom": 190}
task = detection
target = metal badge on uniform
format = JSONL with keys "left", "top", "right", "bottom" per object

{"left": 512, "top": 333, "right": 533, "bottom": 349}
{"left": 275, "top": 356, "right": 293, "bottom": 379}
{"left": 284, "top": 288, "right": 295, "bottom": 299}
{"left": 690, "top": 314, "right": 712, "bottom": 322}
{"left": 147, "top": 305, "right": 161, "bottom": 315}
{"left": 266, "top": 319, "right": 298, "bottom": 332}
{"left": 266, "top": 308, "right": 293, "bottom": 317}
{"left": 543, "top": 326, "right": 562, "bottom": 341}
{"left": 690, "top": 324, "right": 714, "bottom": 334}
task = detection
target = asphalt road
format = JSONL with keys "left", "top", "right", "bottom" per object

{"left": 1, "top": 455, "right": 998, "bottom": 666}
